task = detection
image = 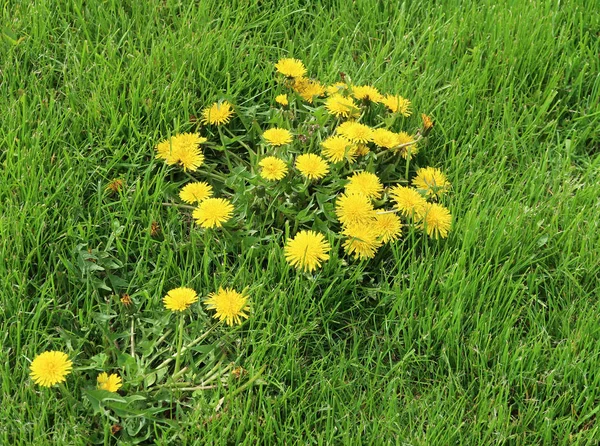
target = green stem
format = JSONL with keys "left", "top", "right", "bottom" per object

{"left": 173, "top": 313, "right": 185, "bottom": 379}
{"left": 58, "top": 382, "right": 78, "bottom": 406}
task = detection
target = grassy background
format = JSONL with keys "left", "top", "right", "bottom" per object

{"left": 2, "top": 0, "right": 599, "bottom": 443}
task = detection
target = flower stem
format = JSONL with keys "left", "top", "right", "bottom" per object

{"left": 173, "top": 313, "right": 185, "bottom": 379}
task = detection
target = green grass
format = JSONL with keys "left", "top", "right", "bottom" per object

{"left": 2, "top": 0, "right": 600, "bottom": 443}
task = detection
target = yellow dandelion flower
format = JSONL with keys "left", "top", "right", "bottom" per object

{"left": 393, "top": 131, "right": 419, "bottom": 160}
{"left": 336, "top": 121, "right": 373, "bottom": 144}
{"left": 176, "top": 146, "right": 205, "bottom": 172}
{"left": 372, "top": 128, "right": 400, "bottom": 149}
{"left": 275, "top": 58, "right": 307, "bottom": 78}
{"left": 388, "top": 186, "right": 427, "bottom": 218}
{"left": 155, "top": 133, "right": 206, "bottom": 169}
{"left": 321, "top": 135, "right": 358, "bottom": 163}
{"left": 381, "top": 94, "right": 412, "bottom": 117}
{"left": 419, "top": 203, "right": 452, "bottom": 239}
{"left": 179, "top": 182, "right": 213, "bottom": 204}
{"left": 421, "top": 114, "right": 434, "bottom": 133}
{"left": 292, "top": 78, "right": 326, "bottom": 103}
{"left": 295, "top": 154, "right": 329, "bottom": 180}
{"left": 335, "top": 193, "right": 377, "bottom": 226}
{"left": 284, "top": 230, "right": 331, "bottom": 272}
{"left": 29, "top": 351, "right": 73, "bottom": 387}
{"left": 205, "top": 287, "right": 250, "bottom": 326}
{"left": 263, "top": 128, "right": 293, "bottom": 146}
{"left": 326, "top": 82, "right": 348, "bottom": 95}
{"left": 374, "top": 213, "right": 403, "bottom": 243}
{"left": 173, "top": 132, "right": 207, "bottom": 151}
{"left": 163, "top": 287, "right": 198, "bottom": 312}
{"left": 324, "top": 94, "right": 359, "bottom": 118}
{"left": 412, "top": 167, "right": 450, "bottom": 198}
{"left": 275, "top": 94, "right": 289, "bottom": 106}
{"left": 351, "top": 85, "right": 382, "bottom": 102}
{"left": 259, "top": 156, "right": 288, "bottom": 181}
{"left": 342, "top": 223, "right": 382, "bottom": 260}
{"left": 345, "top": 171, "right": 383, "bottom": 200}
{"left": 201, "top": 101, "right": 234, "bottom": 125}
{"left": 97, "top": 373, "right": 122, "bottom": 393}
{"left": 355, "top": 144, "right": 370, "bottom": 156}
{"left": 192, "top": 198, "right": 234, "bottom": 228}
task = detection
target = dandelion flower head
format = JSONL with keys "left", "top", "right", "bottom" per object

{"left": 351, "top": 85, "right": 382, "bottom": 102}
{"left": 163, "top": 287, "right": 198, "bottom": 312}
{"left": 325, "top": 94, "right": 359, "bottom": 119}
{"left": 263, "top": 128, "right": 293, "bottom": 146}
{"left": 374, "top": 213, "right": 403, "bottom": 243}
{"left": 336, "top": 121, "right": 373, "bottom": 144}
{"left": 342, "top": 223, "right": 382, "bottom": 260}
{"left": 201, "top": 101, "right": 234, "bottom": 125}
{"left": 259, "top": 156, "right": 288, "bottom": 181}
{"left": 394, "top": 131, "right": 419, "bottom": 159}
{"left": 389, "top": 186, "right": 427, "bottom": 218}
{"left": 372, "top": 128, "right": 400, "bottom": 149}
{"left": 292, "top": 78, "right": 326, "bottom": 103}
{"left": 97, "top": 373, "right": 122, "bottom": 393}
{"left": 275, "top": 94, "right": 289, "bottom": 106}
{"left": 284, "top": 230, "right": 331, "bottom": 272}
{"left": 179, "top": 181, "right": 213, "bottom": 204}
{"left": 419, "top": 203, "right": 452, "bottom": 239}
{"left": 275, "top": 58, "right": 307, "bottom": 78}
{"left": 326, "top": 82, "right": 348, "bottom": 95}
{"left": 412, "top": 167, "right": 450, "bottom": 198}
{"left": 345, "top": 171, "right": 383, "bottom": 200}
{"left": 381, "top": 94, "right": 412, "bottom": 117}
{"left": 29, "top": 351, "right": 73, "bottom": 387}
{"left": 193, "top": 198, "right": 234, "bottom": 228}
{"left": 295, "top": 154, "right": 329, "bottom": 180}
{"left": 321, "top": 135, "right": 358, "bottom": 163}
{"left": 205, "top": 287, "right": 250, "bottom": 326}
{"left": 335, "top": 193, "right": 377, "bottom": 226}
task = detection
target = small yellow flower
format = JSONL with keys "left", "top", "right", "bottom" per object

{"left": 205, "top": 287, "right": 250, "bottom": 326}
{"left": 97, "top": 373, "right": 122, "bottom": 393}
{"left": 381, "top": 94, "right": 412, "bottom": 116}
{"left": 259, "top": 156, "right": 288, "bottom": 181}
{"left": 263, "top": 128, "right": 293, "bottom": 146}
{"left": 326, "top": 82, "right": 348, "bottom": 95}
{"left": 321, "top": 135, "right": 358, "bottom": 163}
{"left": 412, "top": 167, "right": 450, "bottom": 198}
{"left": 372, "top": 128, "right": 400, "bottom": 149}
{"left": 393, "top": 131, "right": 419, "bottom": 159}
{"left": 201, "top": 101, "right": 234, "bottom": 125}
{"left": 179, "top": 182, "right": 213, "bottom": 204}
{"left": 419, "top": 203, "right": 452, "bottom": 239}
{"left": 374, "top": 213, "right": 403, "bottom": 243}
{"left": 192, "top": 198, "right": 234, "bottom": 228}
{"left": 342, "top": 223, "right": 382, "bottom": 260}
{"left": 336, "top": 121, "right": 373, "bottom": 144}
{"left": 355, "top": 144, "right": 370, "bottom": 156}
{"left": 275, "top": 94, "right": 289, "bottom": 106}
{"left": 163, "top": 287, "right": 198, "bottom": 312}
{"left": 295, "top": 154, "right": 329, "bottom": 180}
{"left": 29, "top": 351, "right": 73, "bottom": 387}
{"left": 335, "top": 193, "right": 377, "bottom": 226}
{"left": 421, "top": 114, "right": 434, "bottom": 132}
{"left": 284, "top": 230, "right": 331, "bottom": 272}
{"left": 155, "top": 133, "right": 207, "bottom": 171}
{"left": 324, "top": 94, "right": 359, "bottom": 118}
{"left": 351, "top": 85, "right": 382, "bottom": 102}
{"left": 345, "top": 172, "right": 383, "bottom": 200}
{"left": 292, "top": 78, "right": 326, "bottom": 103}
{"left": 275, "top": 58, "right": 307, "bottom": 78}
{"left": 388, "top": 186, "right": 427, "bottom": 218}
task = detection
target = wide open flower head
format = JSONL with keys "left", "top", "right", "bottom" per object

{"left": 29, "top": 351, "right": 73, "bottom": 387}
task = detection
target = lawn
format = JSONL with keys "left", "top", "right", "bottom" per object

{"left": 1, "top": 0, "right": 599, "bottom": 444}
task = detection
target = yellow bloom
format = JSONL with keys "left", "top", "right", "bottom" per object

{"left": 335, "top": 193, "right": 377, "bottom": 226}
{"left": 292, "top": 78, "right": 326, "bottom": 103}
{"left": 201, "top": 101, "right": 234, "bottom": 125}
{"left": 374, "top": 213, "right": 403, "bottom": 243}
{"left": 192, "top": 198, "right": 234, "bottom": 228}
{"left": 275, "top": 58, "right": 307, "bottom": 78}
{"left": 419, "top": 203, "right": 452, "bottom": 239}
{"left": 29, "top": 351, "right": 73, "bottom": 387}
{"left": 324, "top": 94, "right": 359, "bottom": 118}
{"left": 97, "top": 373, "right": 122, "bottom": 393}
{"left": 176, "top": 146, "right": 205, "bottom": 171}
{"left": 336, "top": 121, "right": 373, "bottom": 144}
{"left": 345, "top": 172, "right": 383, "bottom": 200}
{"left": 421, "top": 114, "right": 434, "bottom": 132}
{"left": 342, "top": 223, "right": 382, "bottom": 260}
{"left": 263, "top": 128, "right": 293, "bottom": 146}
{"left": 351, "top": 85, "right": 382, "bottom": 102}
{"left": 259, "top": 156, "right": 288, "bottom": 181}
{"left": 393, "top": 131, "right": 419, "bottom": 160}
{"left": 381, "top": 94, "right": 412, "bottom": 117}
{"left": 163, "top": 287, "right": 198, "bottom": 312}
{"left": 155, "top": 133, "right": 207, "bottom": 171}
{"left": 205, "top": 287, "right": 250, "bottom": 326}
{"left": 179, "top": 182, "right": 213, "bottom": 204}
{"left": 372, "top": 128, "right": 399, "bottom": 149}
{"left": 355, "top": 144, "right": 370, "bottom": 156}
{"left": 321, "top": 135, "right": 357, "bottom": 163}
{"left": 412, "top": 167, "right": 450, "bottom": 198}
{"left": 295, "top": 154, "right": 329, "bottom": 180}
{"left": 388, "top": 186, "right": 427, "bottom": 218}
{"left": 326, "top": 82, "right": 347, "bottom": 95}
{"left": 284, "top": 230, "right": 331, "bottom": 272}
{"left": 275, "top": 94, "right": 289, "bottom": 106}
